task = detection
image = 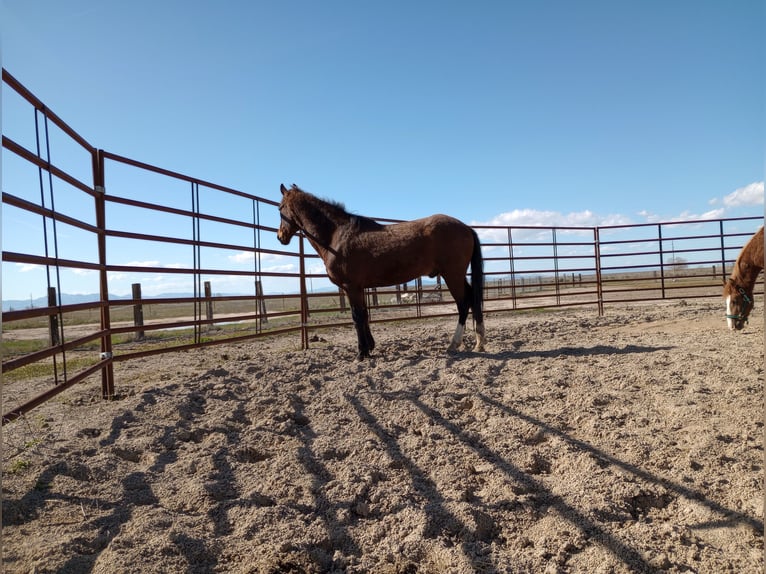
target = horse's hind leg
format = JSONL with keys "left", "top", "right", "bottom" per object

{"left": 472, "top": 289, "right": 485, "bottom": 352}
{"left": 447, "top": 280, "right": 471, "bottom": 352}
{"left": 473, "top": 321, "right": 485, "bottom": 352}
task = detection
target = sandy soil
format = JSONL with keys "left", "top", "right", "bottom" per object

{"left": 2, "top": 300, "right": 763, "bottom": 573}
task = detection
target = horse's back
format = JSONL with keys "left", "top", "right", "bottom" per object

{"left": 402, "top": 213, "right": 472, "bottom": 237}
{"left": 340, "top": 213, "right": 476, "bottom": 286}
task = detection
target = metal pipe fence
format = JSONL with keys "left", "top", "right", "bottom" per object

{"left": 2, "top": 68, "right": 763, "bottom": 424}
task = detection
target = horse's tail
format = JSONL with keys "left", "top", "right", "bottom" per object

{"left": 470, "top": 228, "right": 484, "bottom": 323}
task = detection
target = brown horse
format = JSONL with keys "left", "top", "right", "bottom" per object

{"left": 724, "top": 226, "right": 763, "bottom": 330}
{"left": 277, "top": 184, "right": 485, "bottom": 359}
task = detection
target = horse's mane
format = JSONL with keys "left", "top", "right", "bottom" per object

{"left": 289, "top": 185, "right": 379, "bottom": 229}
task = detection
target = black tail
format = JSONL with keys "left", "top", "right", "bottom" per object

{"left": 470, "top": 229, "right": 484, "bottom": 323}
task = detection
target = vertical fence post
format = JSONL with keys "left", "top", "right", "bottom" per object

{"left": 658, "top": 223, "right": 666, "bottom": 299}
{"left": 204, "top": 281, "right": 213, "bottom": 331}
{"left": 94, "top": 149, "right": 115, "bottom": 399}
{"left": 594, "top": 227, "right": 604, "bottom": 316}
{"left": 416, "top": 277, "right": 423, "bottom": 318}
{"left": 132, "top": 283, "right": 145, "bottom": 341}
{"left": 719, "top": 219, "right": 727, "bottom": 281}
{"left": 508, "top": 227, "right": 517, "bottom": 309}
{"left": 48, "top": 287, "right": 60, "bottom": 346}
{"left": 338, "top": 287, "right": 347, "bottom": 312}
{"left": 552, "top": 228, "right": 561, "bottom": 306}
{"left": 256, "top": 280, "right": 268, "bottom": 323}
{"left": 299, "top": 234, "right": 310, "bottom": 349}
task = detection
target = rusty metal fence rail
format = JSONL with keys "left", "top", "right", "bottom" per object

{"left": 2, "top": 68, "right": 763, "bottom": 424}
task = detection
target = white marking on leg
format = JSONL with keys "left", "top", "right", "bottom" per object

{"left": 473, "top": 322, "right": 485, "bottom": 352}
{"left": 726, "top": 295, "right": 734, "bottom": 330}
{"left": 448, "top": 323, "right": 464, "bottom": 352}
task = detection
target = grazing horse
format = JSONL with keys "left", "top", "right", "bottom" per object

{"left": 723, "top": 226, "right": 763, "bottom": 330}
{"left": 277, "top": 184, "right": 485, "bottom": 359}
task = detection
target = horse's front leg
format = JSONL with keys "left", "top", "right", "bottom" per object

{"left": 348, "top": 289, "right": 375, "bottom": 360}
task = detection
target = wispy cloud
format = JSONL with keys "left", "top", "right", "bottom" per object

{"left": 638, "top": 208, "right": 726, "bottom": 224}
{"left": 17, "top": 263, "right": 43, "bottom": 273}
{"left": 229, "top": 251, "right": 254, "bottom": 263}
{"left": 117, "top": 260, "right": 187, "bottom": 269}
{"left": 228, "top": 251, "right": 285, "bottom": 264}
{"left": 123, "top": 260, "right": 161, "bottom": 267}
{"left": 473, "top": 209, "right": 634, "bottom": 244}
{"left": 264, "top": 264, "right": 296, "bottom": 273}
{"left": 474, "top": 208, "right": 633, "bottom": 229}
{"left": 722, "top": 181, "right": 764, "bottom": 207}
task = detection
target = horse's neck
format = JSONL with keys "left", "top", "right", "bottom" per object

{"left": 298, "top": 197, "right": 347, "bottom": 253}
{"left": 731, "top": 245, "right": 764, "bottom": 289}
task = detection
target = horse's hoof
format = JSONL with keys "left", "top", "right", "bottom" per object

{"left": 473, "top": 344, "right": 485, "bottom": 352}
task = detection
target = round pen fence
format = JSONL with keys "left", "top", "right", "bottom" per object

{"left": 2, "top": 68, "right": 763, "bottom": 424}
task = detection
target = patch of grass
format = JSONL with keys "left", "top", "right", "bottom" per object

{"left": 7, "top": 459, "right": 31, "bottom": 474}
{"left": 24, "top": 438, "right": 42, "bottom": 449}
{"left": 3, "top": 355, "right": 102, "bottom": 383}
{"left": 1, "top": 339, "right": 49, "bottom": 359}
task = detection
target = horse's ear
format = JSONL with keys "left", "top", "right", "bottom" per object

{"left": 280, "top": 183, "right": 288, "bottom": 195}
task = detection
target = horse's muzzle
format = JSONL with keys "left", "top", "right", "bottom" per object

{"left": 727, "top": 316, "right": 747, "bottom": 331}
{"left": 731, "top": 320, "right": 746, "bottom": 331}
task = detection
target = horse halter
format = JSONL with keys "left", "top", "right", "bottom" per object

{"left": 278, "top": 207, "right": 338, "bottom": 255}
{"left": 725, "top": 285, "right": 754, "bottom": 324}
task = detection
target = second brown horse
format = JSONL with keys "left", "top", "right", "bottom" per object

{"left": 277, "top": 184, "right": 485, "bottom": 359}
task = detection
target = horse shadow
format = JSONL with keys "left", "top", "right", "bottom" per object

{"left": 480, "top": 343, "right": 675, "bottom": 361}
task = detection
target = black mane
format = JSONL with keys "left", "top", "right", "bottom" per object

{"left": 292, "top": 185, "right": 379, "bottom": 229}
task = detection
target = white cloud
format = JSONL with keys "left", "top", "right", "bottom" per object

{"left": 723, "top": 181, "right": 764, "bottom": 207}
{"left": 17, "top": 263, "right": 42, "bottom": 272}
{"left": 700, "top": 208, "right": 726, "bottom": 220}
{"left": 115, "top": 261, "right": 186, "bottom": 269}
{"left": 229, "top": 251, "right": 254, "bottom": 263}
{"left": 122, "top": 260, "right": 161, "bottom": 267}
{"left": 639, "top": 208, "right": 726, "bottom": 224}
{"left": 308, "top": 263, "right": 327, "bottom": 274}
{"left": 473, "top": 208, "right": 633, "bottom": 243}
{"left": 475, "top": 208, "right": 632, "bottom": 229}
{"left": 228, "top": 251, "right": 286, "bottom": 264}
{"left": 264, "top": 264, "right": 296, "bottom": 273}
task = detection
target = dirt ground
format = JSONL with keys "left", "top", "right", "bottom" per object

{"left": 1, "top": 299, "right": 763, "bottom": 573}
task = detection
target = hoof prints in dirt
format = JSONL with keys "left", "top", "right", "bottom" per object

{"left": 1, "top": 301, "right": 763, "bottom": 573}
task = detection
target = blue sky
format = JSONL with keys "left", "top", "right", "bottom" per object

{"left": 2, "top": 0, "right": 764, "bottom": 300}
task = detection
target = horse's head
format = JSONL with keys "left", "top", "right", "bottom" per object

{"left": 277, "top": 183, "right": 301, "bottom": 245}
{"left": 723, "top": 279, "right": 754, "bottom": 330}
